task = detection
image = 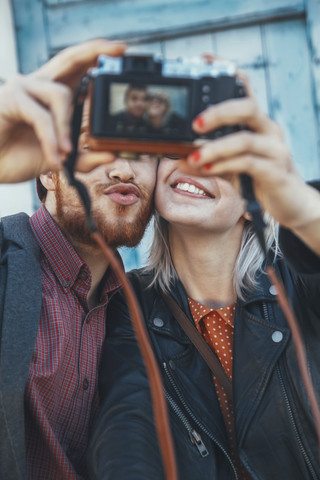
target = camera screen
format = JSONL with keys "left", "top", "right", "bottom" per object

{"left": 108, "top": 82, "right": 189, "bottom": 138}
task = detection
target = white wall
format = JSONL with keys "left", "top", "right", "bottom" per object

{"left": 0, "top": 0, "right": 34, "bottom": 217}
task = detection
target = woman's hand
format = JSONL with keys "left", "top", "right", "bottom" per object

{"left": 0, "top": 39, "right": 125, "bottom": 183}
{"left": 183, "top": 72, "right": 320, "bottom": 251}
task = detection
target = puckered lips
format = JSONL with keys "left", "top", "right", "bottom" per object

{"left": 171, "top": 177, "right": 214, "bottom": 199}
{"left": 104, "top": 183, "right": 140, "bottom": 206}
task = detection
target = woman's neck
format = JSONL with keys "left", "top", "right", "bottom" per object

{"left": 150, "top": 114, "right": 164, "bottom": 128}
{"left": 169, "top": 223, "right": 244, "bottom": 309}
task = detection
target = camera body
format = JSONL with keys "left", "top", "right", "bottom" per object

{"left": 87, "top": 54, "right": 245, "bottom": 155}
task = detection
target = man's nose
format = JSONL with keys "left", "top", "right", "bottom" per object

{"left": 108, "top": 157, "right": 135, "bottom": 182}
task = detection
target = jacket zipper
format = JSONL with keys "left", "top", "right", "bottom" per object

{"left": 277, "top": 366, "right": 319, "bottom": 479}
{"left": 262, "top": 302, "right": 269, "bottom": 323}
{"left": 263, "top": 302, "right": 318, "bottom": 479}
{"left": 163, "top": 361, "right": 238, "bottom": 479}
{"left": 165, "top": 390, "right": 209, "bottom": 457}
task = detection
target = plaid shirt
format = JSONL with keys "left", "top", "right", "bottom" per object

{"left": 26, "top": 206, "right": 121, "bottom": 479}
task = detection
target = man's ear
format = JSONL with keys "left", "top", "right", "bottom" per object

{"left": 243, "top": 211, "right": 252, "bottom": 222}
{"left": 39, "top": 171, "right": 58, "bottom": 192}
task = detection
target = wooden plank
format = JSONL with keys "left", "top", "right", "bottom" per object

{"left": 163, "top": 33, "right": 215, "bottom": 58}
{"left": 263, "top": 19, "right": 320, "bottom": 180}
{"left": 0, "top": 182, "right": 34, "bottom": 217}
{"left": 11, "top": 0, "right": 49, "bottom": 73}
{"left": 0, "top": 0, "right": 19, "bottom": 79}
{"left": 45, "top": 0, "right": 83, "bottom": 4}
{"left": 305, "top": 0, "right": 320, "bottom": 142}
{"left": 119, "top": 220, "right": 154, "bottom": 271}
{"left": 215, "top": 25, "right": 269, "bottom": 114}
{"left": 127, "top": 41, "right": 163, "bottom": 56}
{"left": 46, "top": 0, "right": 305, "bottom": 53}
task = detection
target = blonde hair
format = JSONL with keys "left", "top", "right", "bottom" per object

{"left": 144, "top": 211, "right": 280, "bottom": 301}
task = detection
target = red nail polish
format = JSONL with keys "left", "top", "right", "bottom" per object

{"left": 204, "top": 164, "right": 211, "bottom": 171}
{"left": 189, "top": 150, "right": 201, "bottom": 163}
{"left": 194, "top": 116, "right": 205, "bottom": 129}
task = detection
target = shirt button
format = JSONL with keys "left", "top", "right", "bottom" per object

{"left": 272, "top": 331, "right": 283, "bottom": 343}
{"left": 83, "top": 379, "right": 89, "bottom": 390}
{"left": 153, "top": 317, "right": 164, "bottom": 328}
{"left": 79, "top": 270, "right": 88, "bottom": 281}
{"left": 269, "top": 285, "right": 277, "bottom": 295}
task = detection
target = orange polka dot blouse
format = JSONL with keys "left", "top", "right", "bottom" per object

{"left": 188, "top": 298, "right": 252, "bottom": 479}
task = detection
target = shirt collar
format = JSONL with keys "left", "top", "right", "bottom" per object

{"left": 30, "top": 206, "right": 87, "bottom": 289}
{"left": 30, "top": 206, "right": 123, "bottom": 302}
{"left": 188, "top": 297, "right": 236, "bottom": 328}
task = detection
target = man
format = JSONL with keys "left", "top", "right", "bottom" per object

{"left": 109, "top": 84, "right": 148, "bottom": 131}
{"left": 0, "top": 39, "right": 158, "bottom": 479}
{"left": 144, "top": 89, "right": 187, "bottom": 134}
{"left": 88, "top": 74, "right": 320, "bottom": 479}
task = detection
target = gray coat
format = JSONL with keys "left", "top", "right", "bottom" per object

{"left": 0, "top": 213, "right": 42, "bottom": 479}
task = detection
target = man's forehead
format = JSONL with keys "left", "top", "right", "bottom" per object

{"left": 128, "top": 89, "right": 147, "bottom": 97}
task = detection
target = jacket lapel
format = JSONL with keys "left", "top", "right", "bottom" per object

{"left": 152, "top": 284, "right": 230, "bottom": 450}
{"left": 233, "top": 285, "right": 290, "bottom": 444}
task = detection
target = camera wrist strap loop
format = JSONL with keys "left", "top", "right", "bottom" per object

{"left": 64, "top": 77, "right": 178, "bottom": 480}
{"left": 64, "top": 74, "right": 97, "bottom": 232}
{"left": 240, "top": 173, "right": 267, "bottom": 256}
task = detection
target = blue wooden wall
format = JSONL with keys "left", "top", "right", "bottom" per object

{"left": 10, "top": 0, "right": 320, "bottom": 269}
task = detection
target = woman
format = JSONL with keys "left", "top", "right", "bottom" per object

{"left": 145, "top": 89, "right": 186, "bottom": 134}
{"left": 88, "top": 73, "right": 320, "bottom": 479}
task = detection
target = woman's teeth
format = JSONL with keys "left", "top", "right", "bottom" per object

{"left": 176, "top": 182, "right": 207, "bottom": 196}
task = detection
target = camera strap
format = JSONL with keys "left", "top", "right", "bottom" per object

{"left": 162, "top": 292, "right": 232, "bottom": 399}
{"left": 240, "top": 173, "right": 267, "bottom": 256}
{"left": 63, "top": 75, "right": 179, "bottom": 480}
{"left": 64, "top": 74, "right": 97, "bottom": 230}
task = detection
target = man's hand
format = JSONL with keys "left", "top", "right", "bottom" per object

{"left": 0, "top": 39, "right": 125, "bottom": 183}
{"left": 184, "top": 71, "right": 320, "bottom": 254}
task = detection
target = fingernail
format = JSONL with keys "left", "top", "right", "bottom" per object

{"left": 194, "top": 116, "right": 205, "bottom": 129}
{"left": 203, "top": 164, "right": 212, "bottom": 171}
{"left": 189, "top": 150, "right": 201, "bottom": 163}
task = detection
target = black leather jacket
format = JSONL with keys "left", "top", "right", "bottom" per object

{"left": 89, "top": 228, "right": 320, "bottom": 479}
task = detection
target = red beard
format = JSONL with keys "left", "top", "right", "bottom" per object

{"left": 55, "top": 177, "right": 154, "bottom": 249}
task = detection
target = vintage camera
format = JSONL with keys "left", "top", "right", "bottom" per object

{"left": 86, "top": 54, "right": 246, "bottom": 156}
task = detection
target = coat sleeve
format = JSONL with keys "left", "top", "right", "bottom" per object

{"left": 279, "top": 224, "right": 320, "bottom": 333}
{"left": 279, "top": 181, "right": 320, "bottom": 277}
{"left": 279, "top": 226, "right": 320, "bottom": 276}
{"left": 87, "top": 290, "right": 165, "bottom": 480}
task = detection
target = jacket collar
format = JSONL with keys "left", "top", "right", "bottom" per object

{"left": 168, "top": 266, "right": 278, "bottom": 313}
{"left": 238, "top": 268, "right": 278, "bottom": 306}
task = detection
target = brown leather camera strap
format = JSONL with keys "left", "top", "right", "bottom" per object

{"left": 65, "top": 82, "right": 178, "bottom": 480}
{"left": 162, "top": 292, "right": 232, "bottom": 399}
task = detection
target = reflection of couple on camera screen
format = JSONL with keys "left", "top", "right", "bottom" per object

{"left": 109, "top": 84, "right": 186, "bottom": 133}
